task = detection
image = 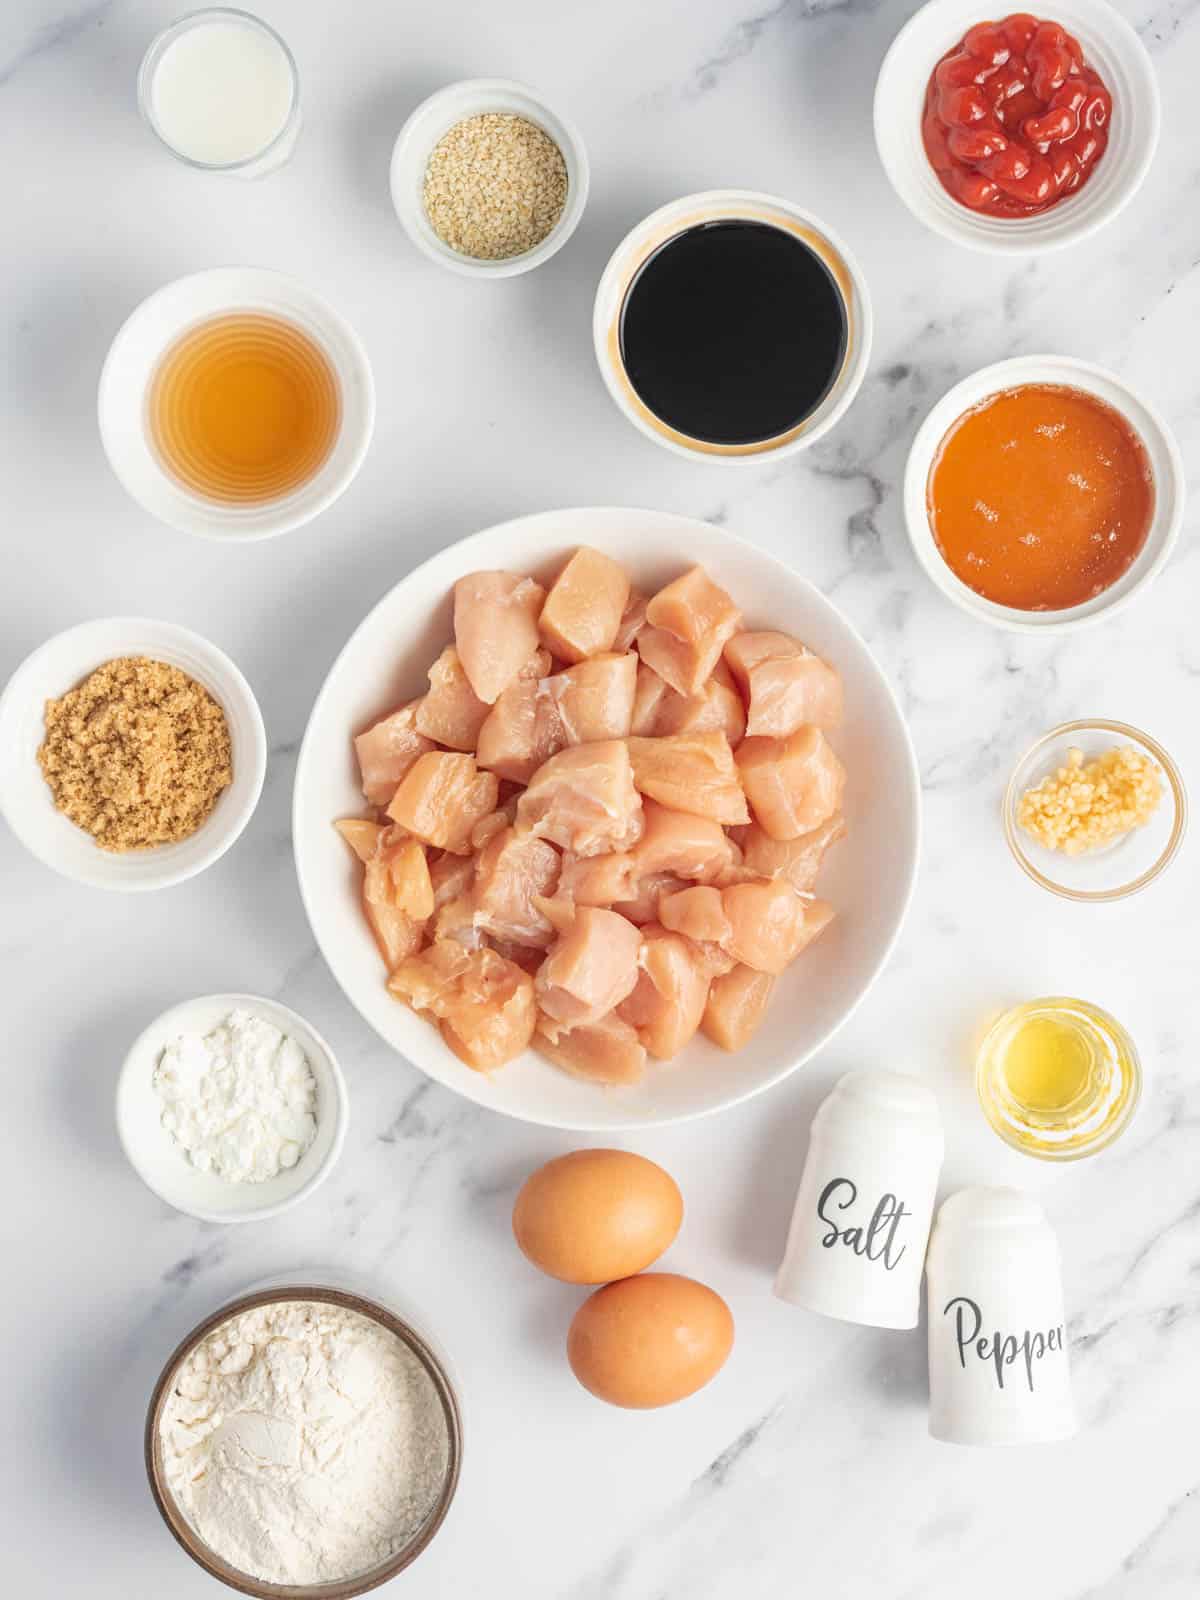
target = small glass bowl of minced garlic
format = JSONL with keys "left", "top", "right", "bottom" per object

{"left": 1004, "top": 719, "right": 1186, "bottom": 901}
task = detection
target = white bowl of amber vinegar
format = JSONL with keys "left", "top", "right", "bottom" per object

{"left": 593, "top": 191, "right": 872, "bottom": 464}
{"left": 98, "top": 268, "right": 375, "bottom": 541}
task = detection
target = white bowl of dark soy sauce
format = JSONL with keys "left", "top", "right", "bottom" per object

{"left": 593, "top": 191, "right": 872, "bottom": 463}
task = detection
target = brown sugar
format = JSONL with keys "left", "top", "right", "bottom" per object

{"left": 38, "top": 656, "right": 232, "bottom": 852}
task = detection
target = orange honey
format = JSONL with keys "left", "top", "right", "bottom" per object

{"left": 149, "top": 312, "right": 340, "bottom": 505}
{"left": 927, "top": 384, "right": 1154, "bottom": 612}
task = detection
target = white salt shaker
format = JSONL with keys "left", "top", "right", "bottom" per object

{"left": 774, "top": 1071, "right": 944, "bottom": 1329}
{"left": 926, "top": 1187, "right": 1076, "bottom": 1446}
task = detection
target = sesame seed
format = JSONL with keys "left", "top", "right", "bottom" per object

{"left": 423, "top": 113, "right": 568, "bottom": 261}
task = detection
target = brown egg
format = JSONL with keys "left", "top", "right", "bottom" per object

{"left": 567, "top": 1273, "right": 734, "bottom": 1408}
{"left": 512, "top": 1148, "right": 683, "bottom": 1285}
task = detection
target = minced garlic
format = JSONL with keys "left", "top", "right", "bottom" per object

{"left": 1017, "top": 745, "right": 1162, "bottom": 856}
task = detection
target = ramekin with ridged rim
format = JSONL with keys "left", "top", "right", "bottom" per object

{"left": 98, "top": 267, "right": 375, "bottom": 540}
{"left": 592, "top": 190, "right": 872, "bottom": 463}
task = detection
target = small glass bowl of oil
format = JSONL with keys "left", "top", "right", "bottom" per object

{"left": 976, "top": 997, "right": 1141, "bottom": 1161}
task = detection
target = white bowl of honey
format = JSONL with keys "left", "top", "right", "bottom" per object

{"left": 98, "top": 267, "right": 375, "bottom": 541}
{"left": 903, "top": 354, "right": 1184, "bottom": 632}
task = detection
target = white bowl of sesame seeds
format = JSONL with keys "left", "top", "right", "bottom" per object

{"left": 390, "top": 78, "right": 589, "bottom": 279}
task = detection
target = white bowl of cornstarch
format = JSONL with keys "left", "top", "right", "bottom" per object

{"left": 116, "top": 992, "right": 347, "bottom": 1222}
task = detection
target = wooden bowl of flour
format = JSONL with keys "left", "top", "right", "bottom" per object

{"left": 145, "top": 1285, "right": 464, "bottom": 1597}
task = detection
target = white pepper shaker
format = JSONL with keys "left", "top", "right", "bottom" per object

{"left": 926, "top": 1187, "right": 1076, "bottom": 1446}
{"left": 774, "top": 1070, "right": 944, "bottom": 1329}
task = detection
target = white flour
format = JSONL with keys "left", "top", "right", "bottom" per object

{"left": 153, "top": 1009, "right": 317, "bottom": 1183}
{"left": 160, "top": 1299, "right": 451, "bottom": 1586}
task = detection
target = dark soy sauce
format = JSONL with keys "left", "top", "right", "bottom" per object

{"left": 618, "top": 220, "right": 849, "bottom": 447}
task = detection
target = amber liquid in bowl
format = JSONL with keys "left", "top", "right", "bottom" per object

{"left": 927, "top": 384, "right": 1154, "bottom": 611}
{"left": 149, "top": 312, "right": 341, "bottom": 504}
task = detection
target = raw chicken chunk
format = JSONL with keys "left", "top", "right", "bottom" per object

{"left": 638, "top": 567, "right": 742, "bottom": 696}
{"left": 613, "top": 871, "right": 691, "bottom": 926}
{"left": 535, "top": 1012, "right": 646, "bottom": 1084}
{"left": 335, "top": 818, "right": 385, "bottom": 864}
{"left": 633, "top": 799, "right": 736, "bottom": 883}
{"left": 626, "top": 733, "right": 749, "bottom": 826}
{"left": 735, "top": 727, "right": 846, "bottom": 840}
{"left": 363, "top": 891, "right": 426, "bottom": 971}
{"left": 353, "top": 702, "right": 435, "bottom": 806}
{"left": 362, "top": 851, "right": 428, "bottom": 970}
{"left": 476, "top": 671, "right": 566, "bottom": 786}
{"left": 534, "top": 891, "right": 577, "bottom": 936}
{"left": 544, "top": 652, "right": 637, "bottom": 744}
{"left": 702, "top": 964, "right": 776, "bottom": 1051}
{"left": 337, "top": 824, "right": 430, "bottom": 967}
{"left": 388, "top": 942, "right": 536, "bottom": 1071}
{"left": 384, "top": 834, "right": 435, "bottom": 919}
{"left": 740, "top": 814, "right": 846, "bottom": 892}
{"left": 414, "top": 646, "right": 489, "bottom": 752}
{"left": 652, "top": 660, "right": 747, "bottom": 745}
{"left": 387, "top": 751, "right": 499, "bottom": 853}
{"left": 556, "top": 850, "right": 639, "bottom": 907}
{"left": 612, "top": 587, "right": 648, "bottom": 653}
{"left": 658, "top": 885, "right": 731, "bottom": 946}
{"left": 432, "top": 893, "right": 482, "bottom": 948}
{"left": 453, "top": 571, "right": 545, "bottom": 704}
{"left": 518, "top": 741, "right": 643, "bottom": 857}
{"left": 618, "top": 924, "right": 711, "bottom": 1059}
{"left": 722, "top": 879, "right": 835, "bottom": 974}
{"left": 725, "top": 630, "right": 843, "bottom": 737}
{"left": 630, "top": 662, "right": 672, "bottom": 736}
{"left": 472, "top": 827, "right": 560, "bottom": 948}
{"left": 469, "top": 797, "right": 519, "bottom": 851}
{"left": 539, "top": 547, "right": 630, "bottom": 663}
{"left": 653, "top": 885, "right": 734, "bottom": 976}
{"left": 535, "top": 907, "right": 642, "bottom": 1031}
{"left": 429, "top": 850, "right": 474, "bottom": 908}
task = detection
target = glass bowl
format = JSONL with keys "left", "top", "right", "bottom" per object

{"left": 138, "top": 8, "right": 301, "bottom": 177}
{"left": 1004, "top": 718, "right": 1186, "bottom": 901}
{"left": 976, "top": 996, "right": 1142, "bottom": 1161}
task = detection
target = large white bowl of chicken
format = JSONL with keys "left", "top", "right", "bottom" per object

{"left": 294, "top": 507, "right": 920, "bottom": 1130}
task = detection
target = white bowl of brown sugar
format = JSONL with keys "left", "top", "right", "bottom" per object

{"left": 0, "top": 617, "right": 266, "bottom": 891}
{"left": 390, "top": 78, "right": 588, "bottom": 278}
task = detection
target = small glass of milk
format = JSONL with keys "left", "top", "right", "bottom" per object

{"left": 138, "top": 8, "right": 300, "bottom": 177}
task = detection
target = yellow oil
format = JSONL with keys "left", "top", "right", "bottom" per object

{"left": 976, "top": 997, "right": 1141, "bottom": 1160}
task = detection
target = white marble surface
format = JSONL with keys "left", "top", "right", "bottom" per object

{"left": 2, "top": 0, "right": 1197, "bottom": 1594}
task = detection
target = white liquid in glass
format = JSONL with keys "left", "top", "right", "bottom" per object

{"left": 150, "top": 18, "right": 294, "bottom": 167}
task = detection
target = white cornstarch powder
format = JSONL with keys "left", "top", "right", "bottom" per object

{"left": 160, "top": 1299, "right": 451, "bottom": 1586}
{"left": 153, "top": 1009, "right": 318, "bottom": 1183}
